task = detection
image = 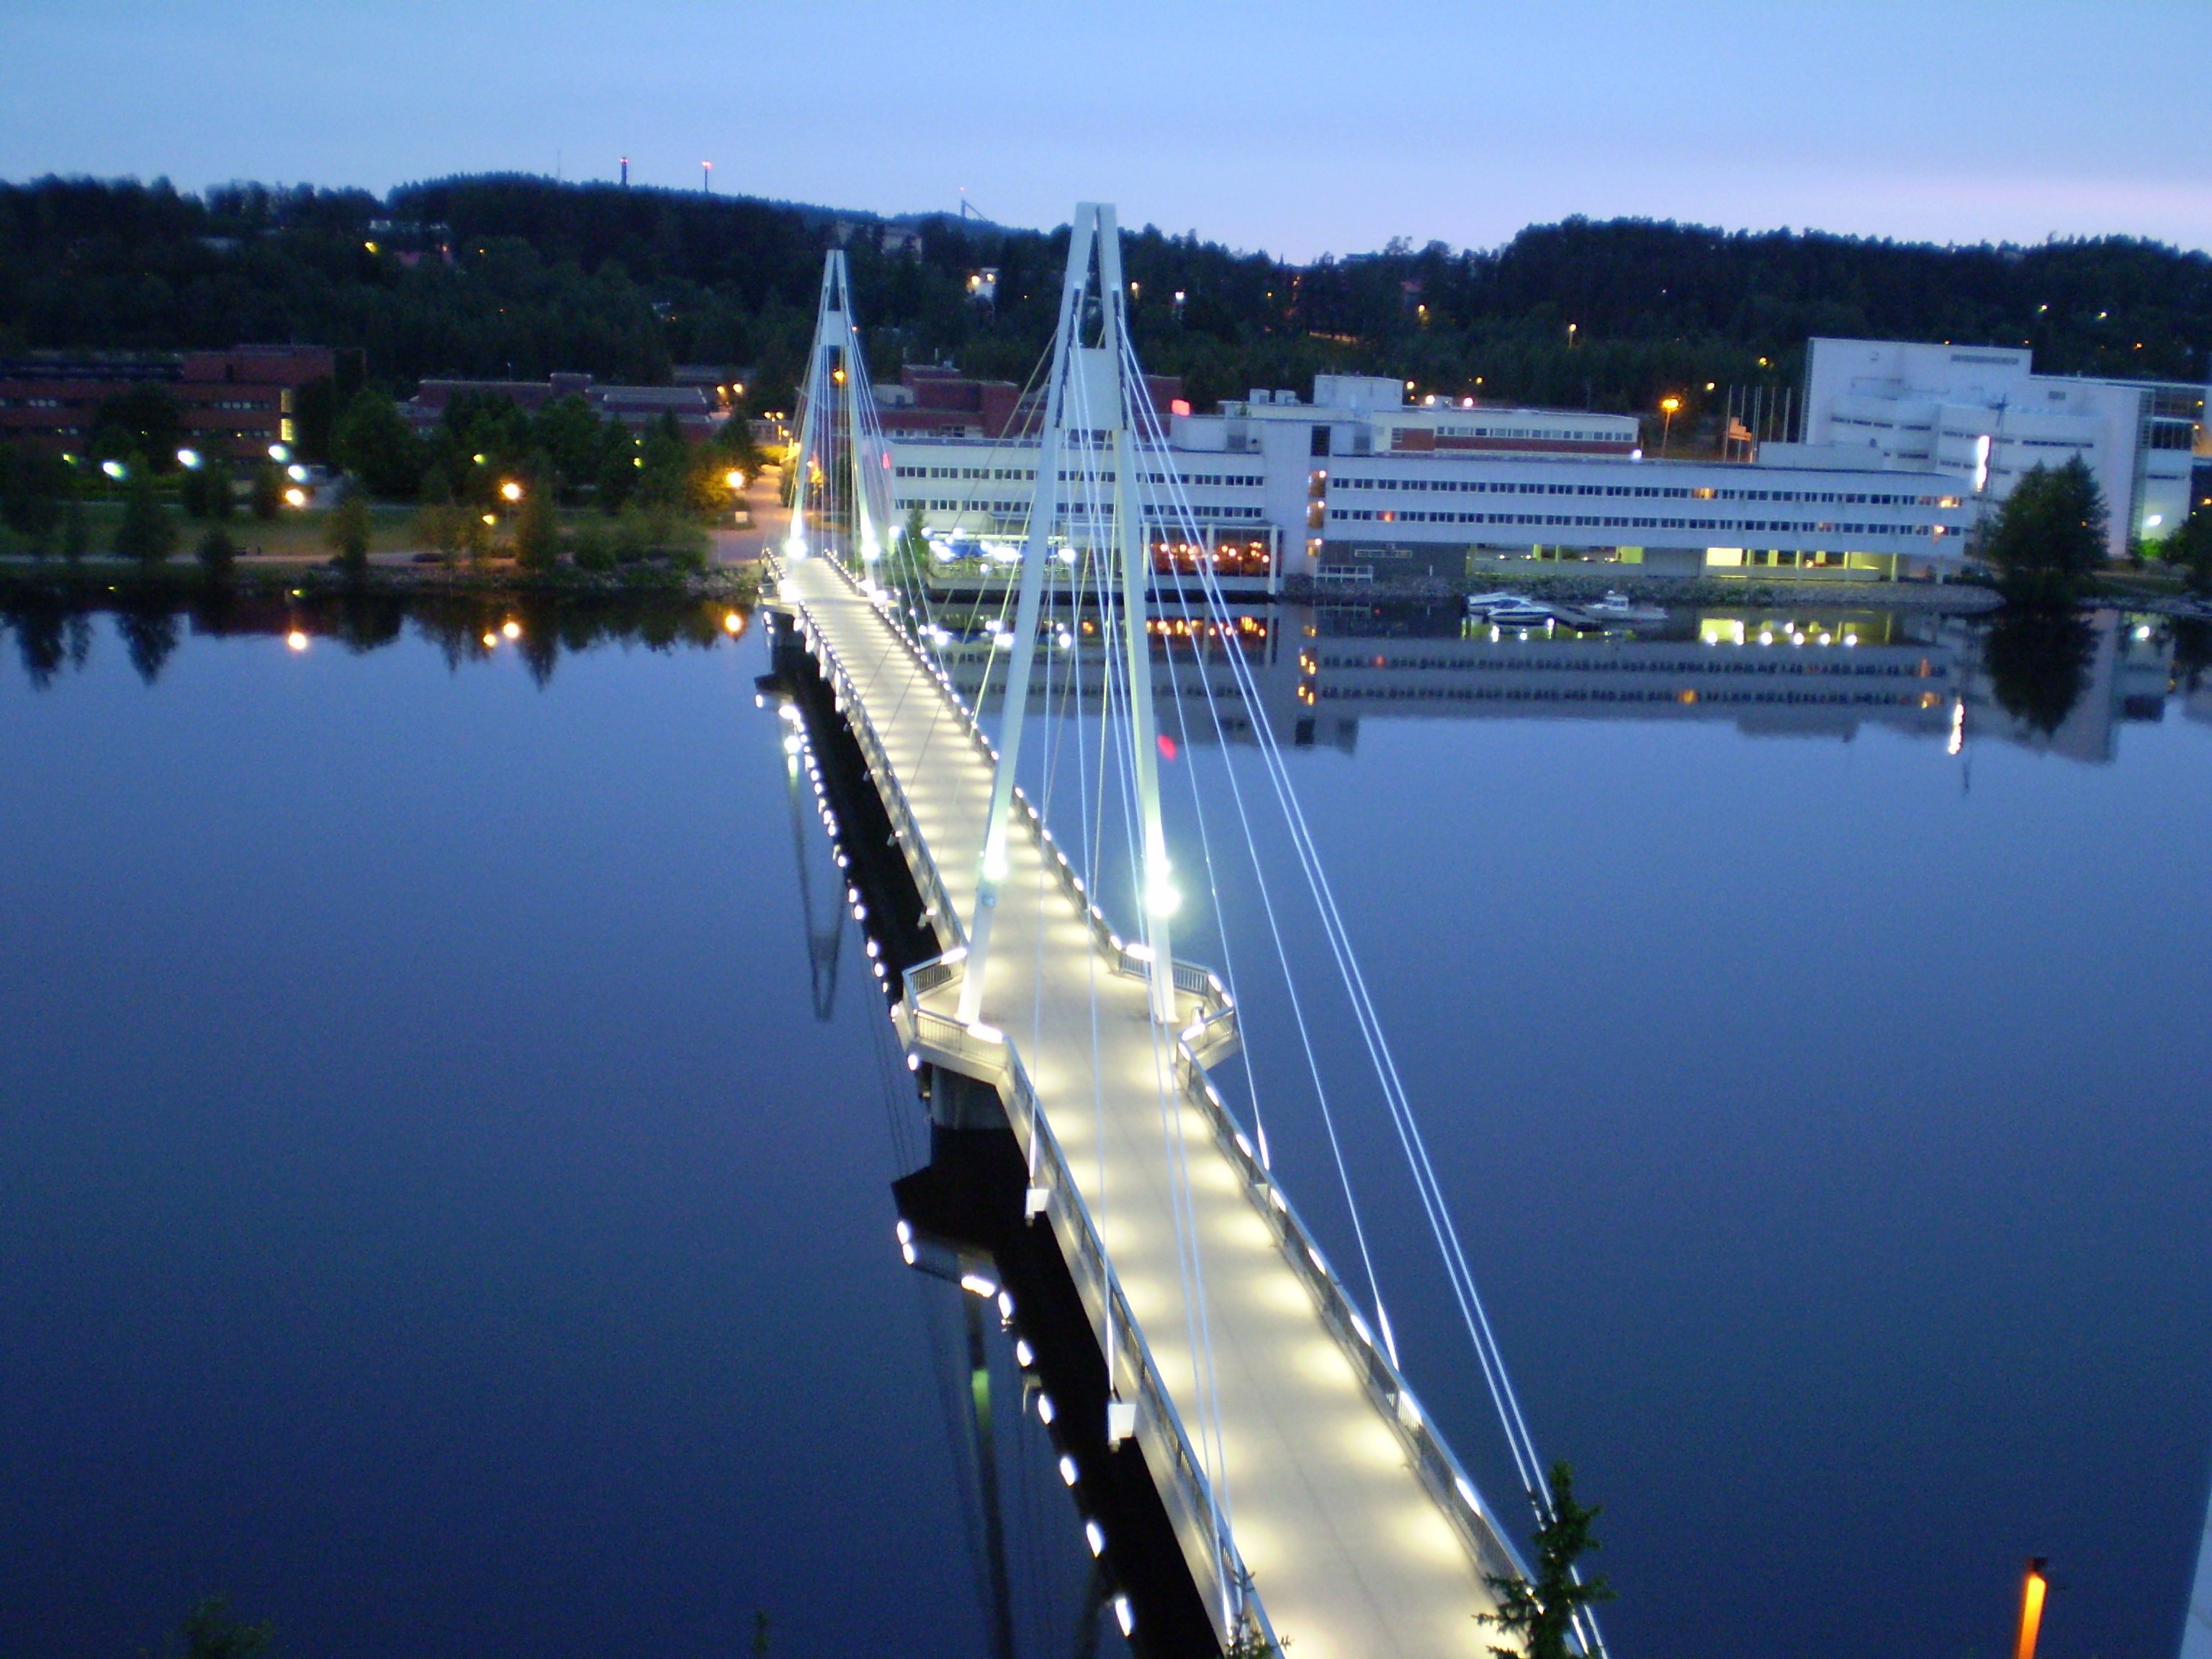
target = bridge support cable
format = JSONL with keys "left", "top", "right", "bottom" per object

{"left": 953, "top": 215, "right": 1092, "bottom": 1026}
{"left": 1113, "top": 329, "right": 1606, "bottom": 1656}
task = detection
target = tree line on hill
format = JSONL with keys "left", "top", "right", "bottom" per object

{"left": 4, "top": 173, "right": 2208, "bottom": 428}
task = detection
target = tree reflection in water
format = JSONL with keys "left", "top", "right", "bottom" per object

{"left": 1982, "top": 608, "right": 2096, "bottom": 736}
{"left": 0, "top": 590, "right": 750, "bottom": 691}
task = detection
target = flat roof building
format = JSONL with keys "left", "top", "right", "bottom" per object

{"left": 0, "top": 346, "right": 343, "bottom": 463}
{"left": 405, "top": 374, "right": 726, "bottom": 441}
{"left": 886, "top": 372, "right": 1969, "bottom": 587}
{"left": 1798, "top": 336, "right": 2210, "bottom": 559}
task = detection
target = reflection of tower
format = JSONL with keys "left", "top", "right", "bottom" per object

{"left": 785, "top": 742, "right": 842, "bottom": 1020}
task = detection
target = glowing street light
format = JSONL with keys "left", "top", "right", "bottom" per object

{"left": 724, "top": 469, "right": 745, "bottom": 491}
{"left": 286, "top": 629, "right": 310, "bottom": 652}
{"left": 282, "top": 486, "right": 308, "bottom": 508}
{"left": 501, "top": 619, "right": 521, "bottom": 640}
{"left": 2015, "top": 1558, "right": 2049, "bottom": 1659}
{"left": 1659, "top": 395, "right": 1683, "bottom": 457}
{"left": 499, "top": 480, "right": 523, "bottom": 503}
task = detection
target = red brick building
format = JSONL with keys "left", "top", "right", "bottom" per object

{"left": 0, "top": 346, "right": 343, "bottom": 462}
{"left": 873, "top": 364, "right": 1184, "bottom": 439}
{"left": 403, "top": 374, "right": 727, "bottom": 441}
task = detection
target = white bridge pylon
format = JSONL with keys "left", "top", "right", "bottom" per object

{"left": 958, "top": 202, "right": 1179, "bottom": 1029}
{"left": 786, "top": 248, "right": 895, "bottom": 572}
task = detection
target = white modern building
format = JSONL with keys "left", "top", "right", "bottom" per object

{"left": 888, "top": 372, "right": 1971, "bottom": 585}
{"left": 1798, "top": 337, "right": 2210, "bottom": 559}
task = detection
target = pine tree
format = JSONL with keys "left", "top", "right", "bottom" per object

{"left": 196, "top": 523, "right": 237, "bottom": 580}
{"left": 512, "top": 483, "right": 560, "bottom": 572}
{"left": 323, "top": 488, "right": 372, "bottom": 580}
{"left": 1480, "top": 1462, "right": 1614, "bottom": 1659}
{"left": 250, "top": 462, "right": 284, "bottom": 521}
{"left": 112, "top": 472, "right": 179, "bottom": 565}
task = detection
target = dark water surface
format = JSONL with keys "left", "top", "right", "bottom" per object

{"left": 4, "top": 601, "right": 2210, "bottom": 1659}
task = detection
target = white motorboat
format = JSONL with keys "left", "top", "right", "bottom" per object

{"left": 1583, "top": 590, "right": 1669, "bottom": 625}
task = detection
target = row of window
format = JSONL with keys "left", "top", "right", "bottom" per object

{"left": 1318, "top": 653, "right": 1938, "bottom": 678}
{"left": 1334, "top": 476, "right": 1941, "bottom": 505}
{"left": 1426, "top": 425, "right": 1628, "bottom": 441}
{"left": 894, "top": 498, "right": 1266, "bottom": 521}
{"left": 1316, "top": 685, "right": 1942, "bottom": 709}
{"left": 1330, "top": 508, "right": 1944, "bottom": 538}
{"left": 894, "top": 464, "right": 1040, "bottom": 481}
{"left": 1143, "top": 471, "right": 1263, "bottom": 487}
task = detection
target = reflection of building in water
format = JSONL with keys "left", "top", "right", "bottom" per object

{"left": 925, "top": 602, "right": 2182, "bottom": 765}
{"left": 1301, "top": 609, "right": 1958, "bottom": 746}
{"left": 1954, "top": 611, "right": 2176, "bottom": 765}
{"left": 2188, "top": 1461, "right": 2212, "bottom": 1659}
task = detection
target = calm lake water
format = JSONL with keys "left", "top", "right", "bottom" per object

{"left": 4, "top": 594, "right": 2209, "bottom": 1659}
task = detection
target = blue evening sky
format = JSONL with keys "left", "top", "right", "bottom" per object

{"left": 1, "top": 0, "right": 2206, "bottom": 258}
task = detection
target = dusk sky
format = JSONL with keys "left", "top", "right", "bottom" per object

{"left": 3, "top": 0, "right": 2208, "bottom": 260}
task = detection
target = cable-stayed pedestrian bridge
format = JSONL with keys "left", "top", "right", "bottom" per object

{"left": 767, "top": 205, "right": 1596, "bottom": 1659}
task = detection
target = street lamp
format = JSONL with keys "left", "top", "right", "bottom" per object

{"left": 724, "top": 469, "right": 745, "bottom": 491}
{"left": 1660, "top": 396, "right": 1682, "bottom": 457}
{"left": 499, "top": 480, "right": 523, "bottom": 503}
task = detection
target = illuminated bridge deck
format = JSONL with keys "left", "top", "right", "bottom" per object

{"left": 774, "top": 550, "right": 1522, "bottom": 1659}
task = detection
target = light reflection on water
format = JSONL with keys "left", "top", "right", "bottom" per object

{"left": 2, "top": 595, "right": 2209, "bottom": 1659}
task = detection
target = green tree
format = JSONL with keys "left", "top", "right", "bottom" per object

{"left": 324, "top": 487, "right": 372, "bottom": 579}
{"left": 180, "top": 453, "right": 235, "bottom": 520}
{"left": 0, "top": 446, "right": 69, "bottom": 553}
{"left": 113, "top": 470, "right": 179, "bottom": 565}
{"left": 1979, "top": 457, "right": 2108, "bottom": 601}
{"left": 90, "top": 384, "right": 185, "bottom": 472}
{"left": 60, "top": 494, "right": 91, "bottom": 562}
{"left": 2167, "top": 507, "right": 2212, "bottom": 598}
{"left": 196, "top": 523, "right": 237, "bottom": 580}
{"left": 634, "top": 412, "right": 691, "bottom": 508}
{"left": 176, "top": 1596, "right": 276, "bottom": 1659}
{"left": 1479, "top": 1462, "right": 1614, "bottom": 1659}
{"left": 333, "top": 390, "right": 426, "bottom": 498}
{"left": 249, "top": 462, "right": 285, "bottom": 521}
{"left": 531, "top": 394, "right": 606, "bottom": 497}
{"left": 512, "top": 481, "right": 560, "bottom": 572}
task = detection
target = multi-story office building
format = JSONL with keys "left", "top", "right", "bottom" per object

{"left": 0, "top": 346, "right": 344, "bottom": 463}
{"left": 886, "top": 372, "right": 1971, "bottom": 586}
{"left": 1797, "top": 337, "right": 2210, "bottom": 559}
{"left": 404, "top": 373, "right": 726, "bottom": 441}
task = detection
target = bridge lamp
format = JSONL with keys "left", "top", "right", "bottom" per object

{"left": 1058, "top": 1454, "right": 1078, "bottom": 1486}
{"left": 176, "top": 448, "right": 202, "bottom": 469}
{"left": 102, "top": 459, "right": 127, "bottom": 480}
{"left": 1084, "top": 1520, "right": 1105, "bottom": 1557}
{"left": 269, "top": 444, "right": 290, "bottom": 463}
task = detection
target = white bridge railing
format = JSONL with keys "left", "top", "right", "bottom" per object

{"left": 771, "top": 548, "right": 1528, "bottom": 1646}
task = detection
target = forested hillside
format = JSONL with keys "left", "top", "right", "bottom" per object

{"left": 4, "top": 172, "right": 2208, "bottom": 421}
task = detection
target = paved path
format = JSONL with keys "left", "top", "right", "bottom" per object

{"left": 778, "top": 552, "right": 1516, "bottom": 1659}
